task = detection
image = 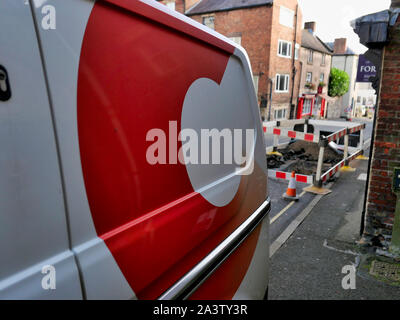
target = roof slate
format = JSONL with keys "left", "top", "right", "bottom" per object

{"left": 186, "top": 0, "right": 273, "bottom": 15}
{"left": 301, "top": 30, "right": 332, "bottom": 54}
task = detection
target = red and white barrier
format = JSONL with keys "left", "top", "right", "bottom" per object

{"left": 321, "top": 160, "right": 345, "bottom": 182}
{"left": 347, "top": 149, "right": 363, "bottom": 162}
{"left": 268, "top": 170, "right": 313, "bottom": 184}
{"left": 348, "top": 124, "right": 366, "bottom": 134}
{"left": 325, "top": 124, "right": 366, "bottom": 143}
{"left": 320, "top": 149, "right": 363, "bottom": 182}
{"left": 326, "top": 128, "right": 347, "bottom": 143}
{"left": 264, "top": 126, "right": 319, "bottom": 143}
{"left": 264, "top": 119, "right": 367, "bottom": 190}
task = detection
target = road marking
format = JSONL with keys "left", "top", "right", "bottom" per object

{"left": 270, "top": 183, "right": 333, "bottom": 258}
{"left": 270, "top": 191, "right": 306, "bottom": 224}
{"left": 357, "top": 173, "right": 367, "bottom": 181}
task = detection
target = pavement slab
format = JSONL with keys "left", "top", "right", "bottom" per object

{"left": 269, "top": 155, "right": 400, "bottom": 300}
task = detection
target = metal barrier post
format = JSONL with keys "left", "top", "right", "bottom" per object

{"left": 343, "top": 129, "right": 349, "bottom": 163}
{"left": 268, "top": 121, "right": 282, "bottom": 155}
{"left": 274, "top": 120, "right": 280, "bottom": 151}
{"left": 313, "top": 137, "right": 328, "bottom": 188}
{"left": 304, "top": 137, "right": 332, "bottom": 194}
{"left": 315, "top": 145, "right": 325, "bottom": 187}
{"left": 356, "top": 125, "right": 369, "bottom": 160}
{"left": 341, "top": 128, "right": 356, "bottom": 172}
{"left": 273, "top": 134, "right": 279, "bottom": 152}
{"left": 359, "top": 128, "right": 364, "bottom": 150}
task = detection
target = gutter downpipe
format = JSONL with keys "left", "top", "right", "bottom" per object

{"left": 289, "top": 4, "right": 299, "bottom": 119}
{"left": 268, "top": 78, "right": 273, "bottom": 121}
{"left": 296, "top": 61, "right": 303, "bottom": 119}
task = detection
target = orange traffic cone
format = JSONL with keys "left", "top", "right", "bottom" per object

{"left": 283, "top": 171, "right": 299, "bottom": 201}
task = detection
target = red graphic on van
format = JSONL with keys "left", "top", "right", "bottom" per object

{"left": 77, "top": 0, "right": 262, "bottom": 299}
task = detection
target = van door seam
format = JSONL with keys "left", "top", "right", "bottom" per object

{"left": 28, "top": 0, "right": 87, "bottom": 300}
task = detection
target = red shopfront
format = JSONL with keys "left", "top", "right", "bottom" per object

{"left": 297, "top": 94, "right": 327, "bottom": 119}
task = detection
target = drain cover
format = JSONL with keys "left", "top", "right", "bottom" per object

{"left": 370, "top": 260, "right": 400, "bottom": 281}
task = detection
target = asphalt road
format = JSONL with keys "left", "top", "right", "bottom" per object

{"left": 269, "top": 179, "right": 315, "bottom": 244}
{"left": 267, "top": 117, "right": 374, "bottom": 245}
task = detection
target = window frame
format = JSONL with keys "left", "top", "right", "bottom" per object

{"left": 278, "top": 40, "right": 292, "bottom": 59}
{"left": 274, "top": 108, "right": 287, "bottom": 120}
{"left": 302, "top": 99, "right": 313, "bottom": 115}
{"left": 253, "top": 75, "right": 259, "bottom": 95}
{"left": 229, "top": 36, "right": 242, "bottom": 46}
{"left": 306, "top": 72, "right": 312, "bottom": 84}
{"left": 275, "top": 74, "right": 290, "bottom": 93}
{"left": 165, "top": 1, "right": 175, "bottom": 10}
{"left": 307, "top": 49, "right": 314, "bottom": 64}
{"left": 320, "top": 73, "right": 325, "bottom": 83}
{"left": 321, "top": 53, "right": 326, "bottom": 66}
{"left": 279, "top": 6, "right": 295, "bottom": 28}
{"left": 202, "top": 15, "right": 215, "bottom": 30}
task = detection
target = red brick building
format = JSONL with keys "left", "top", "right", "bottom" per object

{"left": 353, "top": 0, "right": 400, "bottom": 253}
{"left": 157, "top": 0, "right": 303, "bottom": 120}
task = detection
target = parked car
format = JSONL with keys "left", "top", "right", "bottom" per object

{"left": 0, "top": 0, "right": 270, "bottom": 299}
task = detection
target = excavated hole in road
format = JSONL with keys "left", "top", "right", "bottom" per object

{"left": 267, "top": 140, "right": 343, "bottom": 176}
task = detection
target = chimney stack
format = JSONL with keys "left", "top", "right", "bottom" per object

{"left": 304, "top": 22, "right": 316, "bottom": 34}
{"left": 334, "top": 38, "right": 347, "bottom": 54}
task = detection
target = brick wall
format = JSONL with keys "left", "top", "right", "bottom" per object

{"left": 299, "top": 46, "right": 331, "bottom": 95}
{"left": 189, "top": 5, "right": 273, "bottom": 110}
{"left": 364, "top": 15, "right": 400, "bottom": 244}
{"left": 269, "top": 0, "right": 302, "bottom": 119}
{"left": 189, "top": 0, "right": 302, "bottom": 120}
{"left": 333, "top": 38, "right": 347, "bottom": 55}
{"left": 325, "top": 97, "right": 342, "bottom": 119}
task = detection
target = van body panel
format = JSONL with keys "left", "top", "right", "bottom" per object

{"left": 0, "top": 0, "right": 82, "bottom": 299}
{"left": 76, "top": 1, "right": 268, "bottom": 299}
{"left": 29, "top": 0, "right": 135, "bottom": 299}
{"left": 3, "top": 0, "right": 269, "bottom": 299}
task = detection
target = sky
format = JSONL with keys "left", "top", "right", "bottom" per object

{"left": 298, "top": 0, "right": 391, "bottom": 54}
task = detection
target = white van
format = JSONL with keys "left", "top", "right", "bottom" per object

{"left": 0, "top": 0, "right": 270, "bottom": 299}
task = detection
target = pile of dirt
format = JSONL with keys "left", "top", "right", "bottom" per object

{"left": 267, "top": 154, "right": 285, "bottom": 169}
{"left": 281, "top": 140, "right": 342, "bottom": 163}
{"left": 266, "top": 140, "right": 343, "bottom": 172}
